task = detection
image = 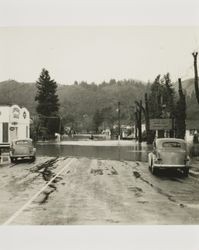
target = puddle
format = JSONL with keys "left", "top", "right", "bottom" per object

{"left": 185, "top": 204, "right": 199, "bottom": 209}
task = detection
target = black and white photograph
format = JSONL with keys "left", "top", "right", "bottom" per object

{"left": 0, "top": 0, "right": 199, "bottom": 249}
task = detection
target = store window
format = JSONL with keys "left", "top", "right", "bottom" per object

{"left": 26, "top": 126, "right": 29, "bottom": 138}
{"left": 2, "top": 123, "right": 8, "bottom": 142}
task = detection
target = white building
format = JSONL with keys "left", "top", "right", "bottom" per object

{"left": 0, "top": 104, "right": 30, "bottom": 146}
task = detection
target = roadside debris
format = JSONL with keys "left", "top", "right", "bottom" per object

{"left": 30, "top": 157, "right": 63, "bottom": 204}
{"left": 133, "top": 171, "right": 141, "bottom": 178}
{"left": 90, "top": 168, "right": 103, "bottom": 175}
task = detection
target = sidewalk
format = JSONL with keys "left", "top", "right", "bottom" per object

{"left": 190, "top": 157, "right": 199, "bottom": 177}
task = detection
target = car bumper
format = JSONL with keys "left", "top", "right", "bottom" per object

{"left": 10, "top": 154, "right": 35, "bottom": 158}
{"left": 153, "top": 164, "right": 190, "bottom": 169}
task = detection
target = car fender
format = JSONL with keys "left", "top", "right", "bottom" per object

{"left": 148, "top": 152, "right": 154, "bottom": 165}
{"left": 151, "top": 153, "right": 157, "bottom": 165}
{"left": 148, "top": 152, "right": 151, "bottom": 162}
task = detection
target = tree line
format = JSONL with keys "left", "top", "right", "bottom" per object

{"left": 32, "top": 69, "right": 147, "bottom": 139}
{"left": 134, "top": 52, "right": 199, "bottom": 144}
{"left": 10, "top": 52, "right": 199, "bottom": 142}
{"left": 134, "top": 73, "right": 186, "bottom": 144}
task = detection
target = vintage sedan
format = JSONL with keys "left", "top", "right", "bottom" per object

{"left": 148, "top": 138, "right": 191, "bottom": 176}
{"left": 10, "top": 139, "right": 36, "bottom": 162}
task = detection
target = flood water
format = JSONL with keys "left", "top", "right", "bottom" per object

{"left": 36, "top": 142, "right": 152, "bottom": 162}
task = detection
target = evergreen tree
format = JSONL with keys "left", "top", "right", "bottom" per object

{"left": 162, "top": 73, "right": 175, "bottom": 137}
{"left": 162, "top": 73, "right": 175, "bottom": 120}
{"left": 35, "top": 68, "right": 60, "bottom": 137}
{"left": 149, "top": 73, "right": 175, "bottom": 120}
{"left": 148, "top": 73, "right": 176, "bottom": 139}
{"left": 148, "top": 75, "right": 162, "bottom": 118}
{"left": 175, "top": 78, "right": 186, "bottom": 139}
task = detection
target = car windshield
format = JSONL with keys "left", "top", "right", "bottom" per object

{"left": 162, "top": 141, "right": 182, "bottom": 148}
{"left": 15, "top": 140, "right": 31, "bottom": 145}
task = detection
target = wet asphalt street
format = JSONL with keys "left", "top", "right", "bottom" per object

{"left": 1, "top": 152, "right": 199, "bottom": 225}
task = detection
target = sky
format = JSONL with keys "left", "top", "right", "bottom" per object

{"left": 0, "top": 26, "right": 199, "bottom": 85}
{"left": 0, "top": 0, "right": 199, "bottom": 85}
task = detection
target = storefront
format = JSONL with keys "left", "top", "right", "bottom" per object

{"left": 0, "top": 104, "right": 30, "bottom": 149}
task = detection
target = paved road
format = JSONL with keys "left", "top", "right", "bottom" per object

{"left": 1, "top": 156, "right": 199, "bottom": 225}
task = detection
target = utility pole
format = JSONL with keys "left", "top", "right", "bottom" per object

{"left": 118, "top": 101, "right": 121, "bottom": 141}
{"left": 59, "top": 115, "right": 62, "bottom": 135}
{"left": 138, "top": 100, "right": 142, "bottom": 143}
{"left": 192, "top": 52, "right": 199, "bottom": 105}
{"left": 135, "top": 100, "right": 142, "bottom": 143}
{"left": 145, "top": 93, "right": 150, "bottom": 144}
{"left": 175, "top": 78, "right": 186, "bottom": 139}
{"left": 134, "top": 106, "right": 138, "bottom": 141}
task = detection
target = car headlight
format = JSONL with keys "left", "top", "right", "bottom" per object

{"left": 184, "top": 156, "right": 190, "bottom": 165}
{"left": 155, "top": 158, "right": 162, "bottom": 163}
{"left": 155, "top": 153, "right": 162, "bottom": 163}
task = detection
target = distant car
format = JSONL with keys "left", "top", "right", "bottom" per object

{"left": 10, "top": 139, "right": 36, "bottom": 162}
{"left": 148, "top": 138, "right": 191, "bottom": 176}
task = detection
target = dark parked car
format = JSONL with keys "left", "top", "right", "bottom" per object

{"left": 10, "top": 139, "right": 36, "bottom": 162}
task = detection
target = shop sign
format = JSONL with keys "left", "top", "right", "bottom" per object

{"left": 12, "top": 107, "right": 20, "bottom": 119}
{"left": 149, "top": 119, "right": 172, "bottom": 130}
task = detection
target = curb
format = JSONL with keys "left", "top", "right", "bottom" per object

{"left": 189, "top": 170, "right": 199, "bottom": 177}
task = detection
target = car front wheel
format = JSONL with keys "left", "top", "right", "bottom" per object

{"left": 151, "top": 160, "right": 157, "bottom": 175}
{"left": 11, "top": 157, "right": 16, "bottom": 163}
{"left": 31, "top": 156, "right": 36, "bottom": 162}
{"left": 182, "top": 168, "right": 189, "bottom": 177}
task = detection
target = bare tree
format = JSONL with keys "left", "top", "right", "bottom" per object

{"left": 135, "top": 100, "right": 143, "bottom": 143}
{"left": 192, "top": 52, "right": 199, "bottom": 104}
{"left": 175, "top": 78, "right": 186, "bottom": 139}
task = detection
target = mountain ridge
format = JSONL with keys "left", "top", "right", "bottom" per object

{"left": 0, "top": 78, "right": 197, "bottom": 124}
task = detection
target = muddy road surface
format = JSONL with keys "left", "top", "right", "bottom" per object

{"left": 1, "top": 156, "right": 199, "bottom": 225}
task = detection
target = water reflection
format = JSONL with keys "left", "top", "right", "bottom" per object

{"left": 36, "top": 142, "right": 152, "bottom": 162}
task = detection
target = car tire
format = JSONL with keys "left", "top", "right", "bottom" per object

{"left": 182, "top": 168, "right": 189, "bottom": 177}
{"left": 31, "top": 156, "right": 36, "bottom": 162}
{"left": 11, "top": 157, "right": 16, "bottom": 163}
{"left": 151, "top": 160, "right": 157, "bottom": 175}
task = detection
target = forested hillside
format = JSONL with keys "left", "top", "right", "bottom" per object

{"left": 0, "top": 78, "right": 198, "bottom": 131}
{"left": 175, "top": 78, "right": 199, "bottom": 120}
{"left": 0, "top": 80, "right": 37, "bottom": 113}
{"left": 186, "top": 91, "right": 199, "bottom": 120}
{"left": 173, "top": 78, "right": 199, "bottom": 120}
{"left": 0, "top": 79, "right": 148, "bottom": 130}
